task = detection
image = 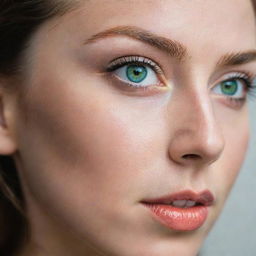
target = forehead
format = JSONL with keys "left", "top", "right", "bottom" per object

{"left": 42, "top": 0, "right": 256, "bottom": 58}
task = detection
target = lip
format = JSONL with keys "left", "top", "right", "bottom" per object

{"left": 141, "top": 190, "right": 214, "bottom": 231}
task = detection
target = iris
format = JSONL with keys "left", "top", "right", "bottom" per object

{"left": 220, "top": 80, "right": 238, "bottom": 95}
{"left": 126, "top": 65, "right": 148, "bottom": 83}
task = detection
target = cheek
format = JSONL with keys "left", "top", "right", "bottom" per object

{"left": 15, "top": 75, "right": 166, "bottom": 221}
{"left": 15, "top": 75, "right": 173, "bottom": 252}
{"left": 211, "top": 106, "right": 249, "bottom": 205}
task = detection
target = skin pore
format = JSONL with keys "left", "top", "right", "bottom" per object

{"left": 0, "top": 0, "right": 255, "bottom": 255}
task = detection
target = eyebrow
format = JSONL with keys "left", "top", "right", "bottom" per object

{"left": 85, "top": 25, "right": 256, "bottom": 68}
{"left": 217, "top": 51, "right": 256, "bottom": 67}
{"left": 85, "top": 26, "right": 187, "bottom": 61}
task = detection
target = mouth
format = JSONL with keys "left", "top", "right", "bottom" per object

{"left": 141, "top": 190, "right": 214, "bottom": 231}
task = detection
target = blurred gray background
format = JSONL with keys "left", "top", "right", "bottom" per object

{"left": 201, "top": 99, "right": 256, "bottom": 255}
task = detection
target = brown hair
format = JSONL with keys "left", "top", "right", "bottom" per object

{"left": 0, "top": 1, "right": 77, "bottom": 255}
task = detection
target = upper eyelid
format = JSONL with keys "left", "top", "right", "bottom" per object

{"left": 220, "top": 73, "right": 250, "bottom": 84}
{"left": 222, "top": 71, "right": 251, "bottom": 80}
{"left": 106, "top": 56, "right": 164, "bottom": 74}
{"left": 107, "top": 56, "right": 256, "bottom": 87}
{"left": 210, "top": 71, "right": 255, "bottom": 88}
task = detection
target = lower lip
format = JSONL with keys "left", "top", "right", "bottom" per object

{"left": 143, "top": 203, "right": 209, "bottom": 231}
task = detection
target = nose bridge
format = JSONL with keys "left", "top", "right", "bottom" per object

{"left": 191, "top": 93, "right": 223, "bottom": 151}
{"left": 190, "top": 90, "right": 215, "bottom": 135}
{"left": 169, "top": 87, "right": 225, "bottom": 166}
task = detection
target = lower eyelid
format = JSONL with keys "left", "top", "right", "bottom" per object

{"left": 212, "top": 93, "right": 247, "bottom": 110}
{"left": 226, "top": 97, "right": 247, "bottom": 108}
{"left": 106, "top": 73, "right": 169, "bottom": 97}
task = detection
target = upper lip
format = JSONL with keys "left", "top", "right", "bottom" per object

{"left": 141, "top": 190, "right": 215, "bottom": 206}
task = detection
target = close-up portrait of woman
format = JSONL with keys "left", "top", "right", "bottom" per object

{"left": 0, "top": 0, "right": 256, "bottom": 255}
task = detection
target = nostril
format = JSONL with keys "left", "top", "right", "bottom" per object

{"left": 182, "top": 154, "right": 202, "bottom": 160}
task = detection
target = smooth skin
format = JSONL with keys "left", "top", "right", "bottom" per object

{"left": 0, "top": 0, "right": 255, "bottom": 255}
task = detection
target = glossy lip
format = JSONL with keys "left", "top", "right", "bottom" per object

{"left": 141, "top": 190, "right": 215, "bottom": 231}
{"left": 142, "top": 190, "right": 215, "bottom": 206}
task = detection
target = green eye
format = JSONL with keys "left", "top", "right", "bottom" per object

{"left": 126, "top": 65, "right": 148, "bottom": 83}
{"left": 212, "top": 76, "right": 246, "bottom": 99}
{"left": 109, "top": 56, "right": 161, "bottom": 89}
{"left": 220, "top": 80, "right": 238, "bottom": 95}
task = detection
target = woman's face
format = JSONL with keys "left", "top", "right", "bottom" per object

{"left": 10, "top": 0, "right": 256, "bottom": 255}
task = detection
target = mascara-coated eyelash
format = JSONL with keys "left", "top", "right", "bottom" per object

{"left": 107, "top": 56, "right": 163, "bottom": 74}
{"left": 106, "top": 56, "right": 165, "bottom": 90}
{"left": 228, "top": 72, "right": 255, "bottom": 92}
{"left": 238, "top": 72, "right": 256, "bottom": 99}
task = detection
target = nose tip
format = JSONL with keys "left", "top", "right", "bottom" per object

{"left": 168, "top": 98, "right": 225, "bottom": 166}
{"left": 169, "top": 130, "right": 225, "bottom": 166}
{"left": 169, "top": 129, "right": 224, "bottom": 166}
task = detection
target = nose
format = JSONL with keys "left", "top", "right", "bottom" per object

{"left": 168, "top": 91, "right": 225, "bottom": 166}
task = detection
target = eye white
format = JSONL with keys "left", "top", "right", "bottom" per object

{"left": 113, "top": 65, "right": 159, "bottom": 87}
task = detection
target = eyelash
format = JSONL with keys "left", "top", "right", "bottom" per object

{"left": 106, "top": 55, "right": 256, "bottom": 100}
{"left": 222, "top": 71, "right": 256, "bottom": 104}
{"left": 106, "top": 56, "right": 165, "bottom": 89}
{"left": 107, "top": 56, "right": 163, "bottom": 74}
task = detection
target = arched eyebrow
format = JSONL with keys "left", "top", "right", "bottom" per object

{"left": 84, "top": 26, "right": 187, "bottom": 61}
{"left": 217, "top": 51, "right": 256, "bottom": 67}
{"left": 84, "top": 25, "right": 256, "bottom": 68}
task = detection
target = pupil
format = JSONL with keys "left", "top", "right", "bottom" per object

{"left": 225, "top": 84, "right": 232, "bottom": 89}
{"left": 133, "top": 69, "right": 141, "bottom": 76}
